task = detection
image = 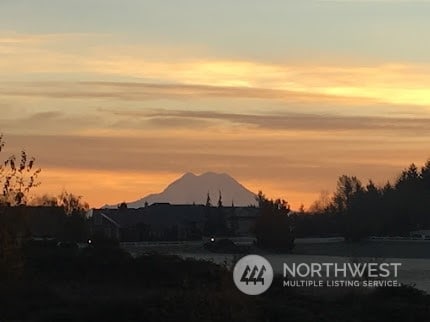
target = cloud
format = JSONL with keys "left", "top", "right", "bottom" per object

{"left": 2, "top": 79, "right": 430, "bottom": 125}
{"left": 0, "top": 96, "right": 429, "bottom": 137}
{"left": 1, "top": 32, "right": 430, "bottom": 106}
{"left": 0, "top": 81, "right": 368, "bottom": 104}
{"left": 103, "top": 108, "right": 430, "bottom": 135}
{"left": 0, "top": 109, "right": 101, "bottom": 135}
{"left": 5, "top": 132, "right": 426, "bottom": 175}
{"left": 2, "top": 31, "right": 430, "bottom": 208}
{"left": 5, "top": 132, "right": 428, "bottom": 208}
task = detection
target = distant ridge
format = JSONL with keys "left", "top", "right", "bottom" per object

{"left": 105, "top": 172, "right": 257, "bottom": 208}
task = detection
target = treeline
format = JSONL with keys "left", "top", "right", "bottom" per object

{"left": 0, "top": 134, "right": 89, "bottom": 242}
{"left": 294, "top": 160, "right": 430, "bottom": 241}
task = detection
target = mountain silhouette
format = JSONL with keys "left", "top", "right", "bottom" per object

{"left": 106, "top": 172, "right": 257, "bottom": 208}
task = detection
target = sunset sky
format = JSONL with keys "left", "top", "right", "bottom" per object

{"left": 1, "top": 0, "right": 430, "bottom": 209}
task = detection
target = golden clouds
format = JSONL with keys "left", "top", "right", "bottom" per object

{"left": 2, "top": 32, "right": 430, "bottom": 208}
{"left": 1, "top": 32, "right": 430, "bottom": 107}
{"left": 6, "top": 132, "right": 429, "bottom": 209}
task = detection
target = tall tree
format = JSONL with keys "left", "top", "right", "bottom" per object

{"left": 309, "top": 190, "right": 331, "bottom": 213}
{"left": 205, "top": 192, "right": 211, "bottom": 207}
{"left": 217, "top": 190, "right": 223, "bottom": 208}
{"left": 58, "top": 191, "right": 89, "bottom": 216}
{"left": 332, "top": 175, "right": 363, "bottom": 213}
{"left": 254, "top": 191, "right": 294, "bottom": 251}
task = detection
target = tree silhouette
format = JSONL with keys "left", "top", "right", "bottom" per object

{"left": 56, "top": 191, "right": 89, "bottom": 242}
{"left": 298, "top": 204, "right": 305, "bottom": 214}
{"left": 217, "top": 190, "right": 223, "bottom": 208}
{"left": 254, "top": 191, "right": 294, "bottom": 251}
{"left": 304, "top": 159, "right": 430, "bottom": 240}
{"left": 309, "top": 190, "right": 331, "bottom": 213}
{"left": 0, "top": 135, "right": 41, "bottom": 206}
{"left": 118, "top": 202, "right": 128, "bottom": 209}
{"left": 205, "top": 192, "right": 211, "bottom": 207}
{"left": 58, "top": 190, "right": 89, "bottom": 216}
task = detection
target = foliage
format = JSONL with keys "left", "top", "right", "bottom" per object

{"left": 302, "top": 159, "right": 430, "bottom": 241}
{"left": 0, "top": 135, "right": 41, "bottom": 206}
{"left": 32, "top": 191, "right": 89, "bottom": 216}
{"left": 58, "top": 191, "right": 89, "bottom": 216}
{"left": 218, "top": 191, "right": 222, "bottom": 207}
{"left": 205, "top": 192, "right": 211, "bottom": 207}
{"left": 309, "top": 190, "right": 331, "bottom": 212}
{"left": 254, "top": 191, "right": 294, "bottom": 251}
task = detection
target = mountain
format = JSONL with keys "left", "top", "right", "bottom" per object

{"left": 107, "top": 172, "right": 257, "bottom": 208}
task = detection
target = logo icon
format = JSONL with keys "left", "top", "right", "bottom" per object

{"left": 233, "top": 255, "right": 273, "bottom": 295}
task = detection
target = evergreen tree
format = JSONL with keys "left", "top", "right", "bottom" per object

{"left": 205, "top": 192, "right": 211, "bottom": 207}
{"left": 217, "top": 190, "right": 223, "bottom": 208}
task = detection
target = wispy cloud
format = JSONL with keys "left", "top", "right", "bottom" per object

{"left": 6, "top": 132, "right": 427, "bottom": 208}
{"left": 2, "top": 31, "right": 430, "bottom": 208}
{"left": 0, "top": 81, "right": 376, "bottom": 105}
{"left": 136, "top": 109, "right": 430, "bottom": 133}
{"left": 1, "top": 32, "right": 430, "bottom": 106}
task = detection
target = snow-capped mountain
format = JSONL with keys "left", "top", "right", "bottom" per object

{"left": 106, "top": 172, "right": 257, "bottom": 208}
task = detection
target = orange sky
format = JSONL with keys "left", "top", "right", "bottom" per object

{"left": 1, "top": 1, "right": 430, "bottom": 209}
